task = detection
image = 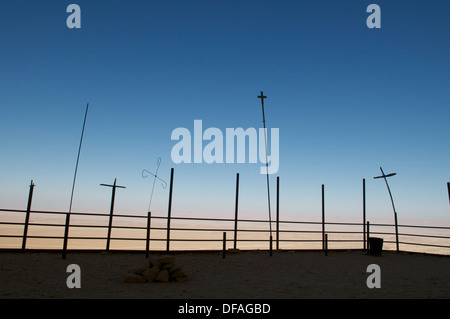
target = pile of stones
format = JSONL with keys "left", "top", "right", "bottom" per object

{"left": 123, "top": 255, "right": 188, "bottom": 283}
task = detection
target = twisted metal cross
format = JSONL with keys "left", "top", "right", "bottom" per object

{"left": 142, "top": 157, "right": 167, "bottom": 213}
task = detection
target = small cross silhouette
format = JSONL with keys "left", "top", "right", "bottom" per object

{"left": 257, "top": 91, "right": 267, "bottom": 103}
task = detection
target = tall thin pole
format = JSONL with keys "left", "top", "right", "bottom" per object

{"left": 363, "top": 178, "right": 366, "bottom": 250}
{"left": 63, "top": 103, "right": 89, "bottom": 259}
{"left": 22, "top": 180, "right": 35, "bottom": 251}
{"left": 257, "top": 91, "right": 273, "bottom": 252}
{"left": 276, "top": 176, "right": 280, "bottom": 250}
{"left": 322, "top": 184, "right": 325, "bottom": 251}
{"left": 234, "top": 173, "right": 239, "bottom": 250}
{"left": 166, "top": 168, "right": 174, "bottom": 252}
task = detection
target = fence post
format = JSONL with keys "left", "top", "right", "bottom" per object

{"left": 101, "top": 178, "right": 126, "bottom": 252}
{"left": 324, "top": 233, "right": 328, "bottom": 256}
{"left": 22, "top": 180, "right": 35, "bottom": 251}
{"left": 146, "top": 211, "right": 151, "bottom": 258}
{"left": 62, "top": 213, "right": 70, "bottom": 259}
{"left": 106, "top": 188, "right": 115, "bottom": 252}
{"left": 276, "top": 176, "right": 280, "bottom": 250}
{"left": 394, "top": 212, "right": 399, "bottom": 253}
{"left": 233, "top": 173, "right": 239, "bottom": 250}
{"left": 366, "top": 221, "right": 370, "bottom": 254}
{"left": 223, "top": 232, "right": 227, "bottom": 259}
{"left": 166, "top": 168, "right": 174, "bottom": 252}
{"left": 322, "top": 184, "right": 325, "bottom": 252}
{"left": 269, "top": 235, "right": 273, "bottom": 256}
{"left": 447, "top": 182, "right": 450, "bottom": 208}
{"left": 363, "top": 178, "right": 366, "bottom": 250}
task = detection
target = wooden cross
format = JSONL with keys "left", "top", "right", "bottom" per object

{"left": 374, "top": 167, "right": 397, "bottom": 214}
{"left": 257, "top": 91, "right": 273, "bottom": 252}
{"left": 374, "top": 167, "right": 399, "bottom": 252}
{"left": 101, "top": 178, "right": 126, "bottom": 251}
{"left": 258, "top": 91, "right": 267, "bottom": 124}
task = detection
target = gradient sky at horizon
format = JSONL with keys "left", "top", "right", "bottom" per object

{"left": 1, "top": 0, "right": 449, "bottom": 223}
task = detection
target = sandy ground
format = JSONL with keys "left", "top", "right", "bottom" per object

{"left": 1, "top": 249, "right": 450, "bottom": 299}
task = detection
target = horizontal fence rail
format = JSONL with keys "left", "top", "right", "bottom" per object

{"left": 2, "top": 175, "right": 450, "bottom": 258}
{"left": 1, "top": 208, "right": 450, "bottom": 257}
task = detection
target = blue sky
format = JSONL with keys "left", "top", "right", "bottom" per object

{"left": 0, "top": 0, "right": 449, "bottom": 223}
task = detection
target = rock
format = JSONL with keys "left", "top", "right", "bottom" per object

{"left": 124, "top": 274, "right": 147, "bottom": 283}
{"left": 126, "top": 256, "right": 186, "bottom": 284}
{"left": 155, "top": 269, "right": 169, "bottom": 282}
{"left": 171, "top": 269, "right": 186, "bottom": 278}
{"left": 227, "top": 248, "right": 241, "bottom": 254}
{"left": 162, "top": 262, "right": 175, "bottom": 270}
{"left": 157, "top": 256, "right": 175, "bottom": 264}
{"left": 142, "top": 267, "right": 160, "bottom": 282}
{"left": 149, "top": 258, "right": 161, "bottom": 268}
{"left": 132, "top": 261, "right": 150, "bottom": 274}
{"left": 169, "top": 265, "right": 182, "bottom": 275}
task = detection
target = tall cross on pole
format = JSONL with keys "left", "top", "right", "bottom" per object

{"left": 101, "top": 178, "right": 126, "bottom": 251}
{"left": 374, "top": 167, "right": 399, "bottom": 252}
{"left": 258, "top": 91, "right": 273, "bottom": 254}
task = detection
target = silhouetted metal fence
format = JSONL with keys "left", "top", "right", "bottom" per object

{"left": 1, "top": 207, "right": 450, "bottom": 257}
{"left": 1, "top": 176, "right": 450, "bottom": 258}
